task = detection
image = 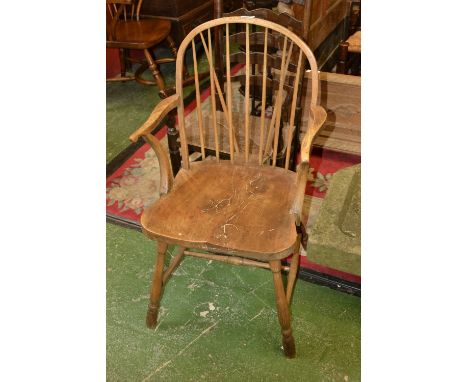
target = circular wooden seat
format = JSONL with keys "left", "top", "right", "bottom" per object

{"left": 107, "top": 19, "right": 172, "bottom": 50}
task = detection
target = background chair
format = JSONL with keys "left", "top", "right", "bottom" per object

{"left": 336, "top": 0, "right": 361, "bottom": 75}
{"left": 106, "top": 0, "right": 178, "bottom": 97}
{"left": 129, "top": 16, "right": 326, "bottom": 358}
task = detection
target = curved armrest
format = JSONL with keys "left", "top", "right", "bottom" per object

{"left": 128, "top": 94, "right": 179, "bottom": 196}
{"left": 129, "top": 94, "right": 179, "bottom": 143}
{"left": 300, "top": 105, "right": 327, "bottom": 164}
{"left": 291, "top": 105, "right": 327, "bottom": 224}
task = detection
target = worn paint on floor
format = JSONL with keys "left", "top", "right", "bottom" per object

{"left": 107, "top": 223, "right": 360, "bottom": 381}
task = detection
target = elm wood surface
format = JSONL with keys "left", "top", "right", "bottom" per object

{"left": 129, "top": 16, "right": 326, "bottom": 358}
{"left": 141, "top": 161, "right": 298, "bottom": 260}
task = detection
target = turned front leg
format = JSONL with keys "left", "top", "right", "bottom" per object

{"left": 146, "top": 241, "right": 168, "bottom": 329}
{"left": 270, "top": 260, "right": 296, "bottom": 358}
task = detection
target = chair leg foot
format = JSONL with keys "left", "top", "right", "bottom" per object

{"left": 281, "top": 328, "right": 296, "bottom": 358}
{"left": 270, "top": 260, "right": 296, "bottom": 358}
{"left": 146, "top": 303, "right": 160, "bottom": 329}
{"left": 146, "top": 241, "right": 168, "bottom": 329}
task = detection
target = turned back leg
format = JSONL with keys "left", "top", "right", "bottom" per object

{"left": 286, "top": 234, "right": 301, "bottom": 305}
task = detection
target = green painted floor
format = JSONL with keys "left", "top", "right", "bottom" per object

{"left": 107, "top": 79, "right": 162, "bottom": 163}
{"left": 107, "top": 48, "right": 360, "bottom": 381}
{"left": 107, "top": 224, "right": 360, "bottom": 381}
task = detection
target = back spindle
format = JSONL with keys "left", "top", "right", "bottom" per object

{"left": 285, "top": 50, "right": 303, "bottom": 168}
{"left": 259, "top": 27, "right": 269, "bottom": 166}
{"left": 244, "top": 24, "right": 250, "bottom": 163}
{"left": 272, "top": 36, "right": 293, "bottom": 166}
{"left": 226, "top": 24, "right": 234, "bottom": 163}
{"left": 192, "top": 39, "right": 206, "bottom": 159}
{"left": 206, "top": 29, "right": 220, "bottom": 162}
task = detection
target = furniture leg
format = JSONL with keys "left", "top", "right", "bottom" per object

{"left": 166, "top": 35, "right": 188, "bottom": 78}
{"left": 286, "top": 234, "right": 301, "bottom": 305}
{"left": 336, "top": 42, "right": 349, "bottom": 74}
{"left": 166, "top": 110, "right": 182, "bottom": 176}
{"left": 146, "top": 241, "right": 168, "bottom": 329}
{"left": 162, "top": 246, "right": 186, "bottom": 285}
{"left": 270, "top": 260, "right": 296, "bottom": 358}
{"left": 143, "top": 48, "right": 166, "bottom": 96}
{"left": 119, "top": 48, "right": 127, "bottom": 77}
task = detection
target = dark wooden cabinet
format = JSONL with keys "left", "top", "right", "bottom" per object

{"left": 140, "top": 0, "right": 214, "bottom": 45}
{"left": 244, "top": 0, "right": 277, "bottom": 9}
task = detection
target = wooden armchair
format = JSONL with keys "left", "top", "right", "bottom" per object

{"left": 106, "top": 0, "right": 179, "bottom": 97}
{"left": 129, "top": 16, "right": 326, "bottom": 358}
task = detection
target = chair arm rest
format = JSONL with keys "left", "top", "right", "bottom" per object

{"left": 290, "top": 105, "right": 327, "bottom": 224}
{"left": 129, "top": 94, "right": 179, "bottom": 143}
{"left": 300, "top": 105, "right": 327, "bottom": 164}
{"left": 128, "top": 94, "right": 179, "bottom": 196}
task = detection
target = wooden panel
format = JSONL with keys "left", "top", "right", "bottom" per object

{"left": 140, "top": 0, "right": 214, "bottom": 44}
{"left": 140, "top": 0, "right": 208, "bottom": 18}
{"left": 180, "top": 3, "right": 214, "bottom": 37}
{"left": 308, "top": 0, "right": 347, "bottom": 50}
{"left": 311, "top": 0, "right": 322, "bottom": 22}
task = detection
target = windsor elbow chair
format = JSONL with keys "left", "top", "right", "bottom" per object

{"left": 106, "top": 0, "right": 179, "bottom": 97}
{"left": 129, "top": 16, "right": 326, "bottom": 358}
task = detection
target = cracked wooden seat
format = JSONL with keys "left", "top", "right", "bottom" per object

{"left": 141, "top": 161, "right": 298, "bottom": 260}
{"left": 129, "top": 16, "right": 327, "bottom": 358}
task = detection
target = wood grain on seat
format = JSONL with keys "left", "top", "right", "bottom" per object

{"left": 141, "top": 161, "right": 298, "bottom": 260}
{"left": 108, "top": 19, "right": 172, "bottom": 49}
